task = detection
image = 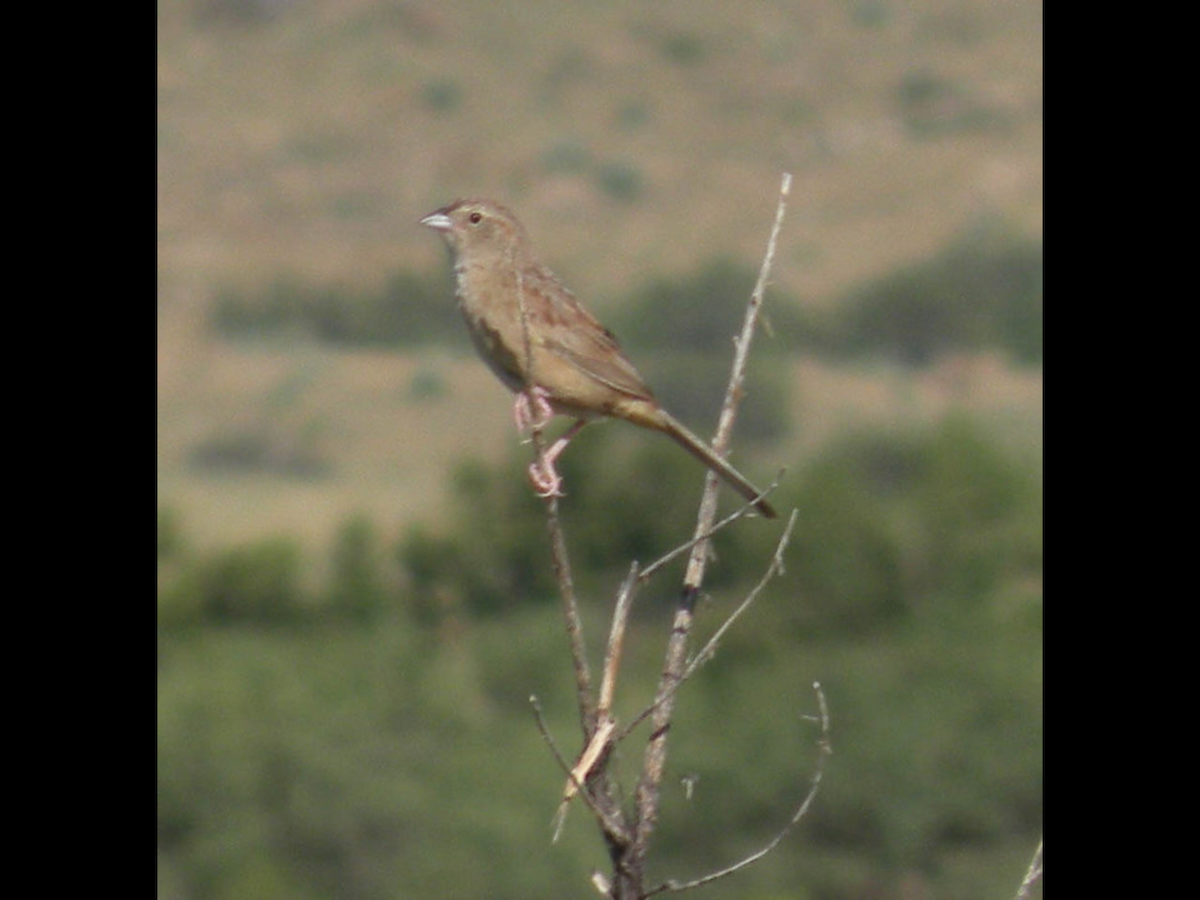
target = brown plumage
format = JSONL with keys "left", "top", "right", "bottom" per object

{"left": 420, "top": 198, "right": 777, "bottom": 518}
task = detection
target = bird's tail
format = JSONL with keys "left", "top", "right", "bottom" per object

{"left": 657, "top": 410, "right": 778, "bottom": 519}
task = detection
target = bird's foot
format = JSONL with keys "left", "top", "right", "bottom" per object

{"left": 514, "top": 386, "right": 554, "bottom": 438}
{"left": 528, "top": 457, "right": 565, "bottom": 498}
{"left": 526, "top": 423, "right": 584, "bottom": 499}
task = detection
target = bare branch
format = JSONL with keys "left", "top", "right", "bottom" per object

{"left": 541, "top": 493, "right": 595, "bottom": 734}
{"left": 645, "top": 682, "right": 832, "bottom": 897}
{"left": 617, "top": 509, "right": 798, "bottom": 745}
{"left": 600, "top": 562, "right": 640, "bottom": 715}
{"left": 633, "top": 172, "right": 794, "bottom": 863}
{"left": 529, "top": 695, "right": 629, "bottom": 845}
{"left": 1014, "top": 838, "right": 1043, "bottom": 900}
{"left": 549, "top": 563, "right": 639, "bottom": 844}
{"left": 678, "top": 508, "right": 796, "bottom": 683}
{"left": 528, "top": 176, "right": 795, "bottom": 899}
{"left": 637, "top": 471, "right": 786, "bottom": 583}
{"left": 516, "top": 254, "right": 595, "bottom": 734}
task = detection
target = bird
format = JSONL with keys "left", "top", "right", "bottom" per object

{"left": 420, "top": 198, "right": 777, "bottom": 518}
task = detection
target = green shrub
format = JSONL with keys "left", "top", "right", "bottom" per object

{"left": 834, "top": 221, "right": 1042, "bottom": 365}
{"left": 540, "top": 139, "right": 591, "bottom": 174}
{"left": 595, "top": 161, "right": 644, "bottom": 202}
{"left": 788, "top": 445, "right": 910, "bottom": 632}
{"left": 395, "top": 419, "right": 782, "bottom": 623}
{"left": 397, "top": 459, "right": 554, "bottom": 622}
{"left": 634, "top": 350, "right": 790, "bottom": 443}
{"left": 609, "top": 258, "right": 808, "bottom": 438}
{"left": 186, "top": 426, "right": 332, "bottom": 479}
{"left": 158, "top": 416, "right": 1040, "bottom": 898}
{"left": 895, "top": 69, "right": 1005, "bottom": 137}
{"left": 327, "top": 515, "right": 389, "bottom": 622}
{"left": 181, "top": 537, "right": 306, "bottom": 625}
{"left": 158, "top": 506, "right": 186, "bottom": 561}
{"left": 421, "top": 79, "right": 463, "bottom": 114}
{"left": 614, "top": 258, "right": 804, "bottom": 356}
{"left": 780, "top": 414, "right": 1041, "bottom": 635}
{"left": 656, "top": 31, "right": 708, "bottom": 65}
{"left": 905, "top": 416, "right": 1042, "bottom": 608}
{"left": 210, "top": 269, "right": 458, "bottom": 347}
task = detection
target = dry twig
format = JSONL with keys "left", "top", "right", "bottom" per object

{"left": 530, "top": 695, "right": 628, "bottom": 845}
{"left": 529, "top": 174, "right": 802, "bottom": 899}
{"left": 617, "top": 509, "right": 798, "bottom": 745}
{"left": 549, "top": 562, "right": 640, "bottom": 840}
{"left": 636, "top": 471, "right": 786, "bottom": 583}
{"left": 646, "top": 682, "right": 832, "bottom": 896}
{"left": 632, "top": 172, "right": 793, "bottom": 865}
{"left": 515, "top": 248, "right": 595, "bottom": 733}
{"left": 1014, "top": 838, "right": 1043, "bottom": 900}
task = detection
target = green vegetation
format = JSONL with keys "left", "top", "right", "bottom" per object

{"left": 785, "top": 416, "right": 1041, "bottom": 634}
{"left": 421, "top": 78, "right": 464, "bottom": 114}
{"left": 158, "top": 414, "right": 1042, "bottom": 899}
{"left": 895, "top": 68, "right": 1009, "bottom": 137}
{"left": 210, "top": 271, "right": 460, "bottom": 348}
{"left": 168, "top": 223, "right": 1041, "bottom": 900}
{"left": 208, "top": 224, "right": 1042, "bottom": 366}
{"left": 159, "top": 0, "right": 1042, "bottom": 893}
{"left": 595, "top": 160, "right": 645, "bottom": 202}
{"left": 832, "top": 220, "right": 1043, "bottom": 365}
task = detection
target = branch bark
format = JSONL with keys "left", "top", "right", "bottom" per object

{"left": 629, "top": 173, "right": 793, "bottom": 888}
{"left": 529, "top": 174, "right": 804, "bottom": 900}
{"left": 515, "top": 251, "right": 595, "bottom": 735}
{"left": 1014, "top": 838, "right": 1043, "bottom": 900}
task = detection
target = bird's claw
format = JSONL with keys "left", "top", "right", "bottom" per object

{"left": 528, "top": 458, "right": 564, "bottom": 498}
{"left": 514, "top": 386, "right": 554, "bottom": 436}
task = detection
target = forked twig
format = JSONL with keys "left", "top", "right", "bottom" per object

{"left": 634, "top": 174, "right": 793, "bottom": 860}
{"left": 549, "top": 562, "right": 640, "bottom": 841}
{"left": 637, "top": 471, "right": 786, "bottom": 583}
{"left": 679, "top": 509, "right": 796, "bottom": 682}
{"left": 530, "top": 695, "right": 629, "bottom": 845}
{"left": 645, "top": 682, "right": 831, "bottom": 896}
{"left": 529, "top": 175, "right": 798, "bottom": 899}
{"left": 617, "top": 509, "right": 798, "bottom": 745}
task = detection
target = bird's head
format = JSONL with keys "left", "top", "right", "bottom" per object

{"left": 420, "top": 198, "right": 528, "bottom": 264}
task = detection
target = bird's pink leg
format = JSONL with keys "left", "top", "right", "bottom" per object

{"left": 513, "top": 385, "right": 554, "bottom": 436}
{"left": 528, "top": 419, "right": 587, "bottom": 498}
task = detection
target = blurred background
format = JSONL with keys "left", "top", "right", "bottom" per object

{"left": 157, "top": 1, "right": 1042, "bottom": 898}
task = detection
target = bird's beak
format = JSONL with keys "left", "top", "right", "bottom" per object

{"left": 420, "top": 211, "right": 453, "bottom": 231}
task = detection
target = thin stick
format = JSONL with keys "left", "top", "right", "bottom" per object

{"left": 530, "top": 695, "right": 629, "bottom": 845}
{"left": 547, "top": 563, "right": 638, "bottom": 842}
{"left": 646, "top": 682, "right": 832, "bottom": 896}
{"left": 634, "top": 173, "right": 793, "bottom": 853}
{"left": 515, "top": 252, "right": 595, "bottom": 732}
{"left": 544, "top": 495, "right": 595, "bottom": 733}
{"left": 637, "top": 471, "right": 785, "bottom": 583}
{"left": 1014, "top": 838, "right": 1043, "bottom": 900}
{"left": 617, "top": 509, "right": 797, "bottom": 745}
{"left": 599, "top": 562, "right": 640, "bottom": 715}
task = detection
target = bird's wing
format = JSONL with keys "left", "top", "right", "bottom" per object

{"left": 527, "top": 264, "right": 655, "bottom": 401}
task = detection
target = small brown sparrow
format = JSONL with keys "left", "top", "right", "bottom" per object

{"left": 420, "top": 198, "right": 777, "bottom": 518}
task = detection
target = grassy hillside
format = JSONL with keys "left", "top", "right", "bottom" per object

{"left": 158, "top": 0, "right": 1041, "bottom": 549}
{"left": 158, "top": 0, "right": 1041, "bottom": 303}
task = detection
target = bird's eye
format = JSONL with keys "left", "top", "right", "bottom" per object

{"left": 468, "top": 212, "right": 482, "bottom": 225}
